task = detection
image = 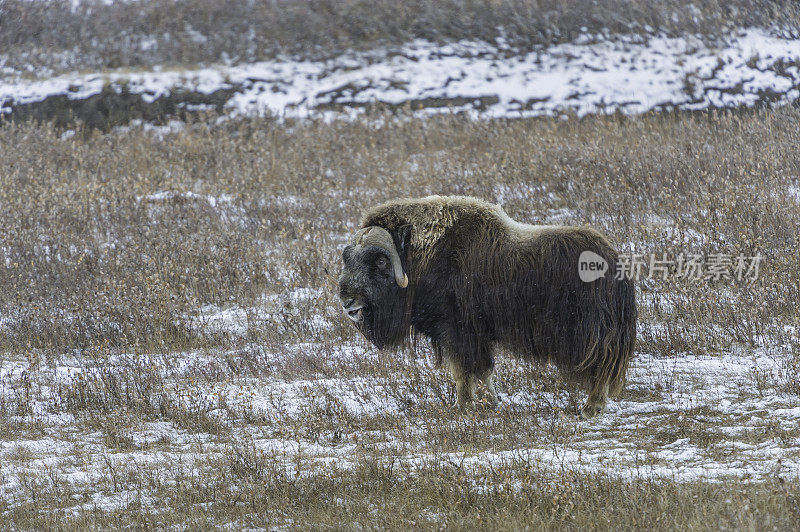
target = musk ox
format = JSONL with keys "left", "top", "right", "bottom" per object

{"left": 337, "top": 195, "right": 636, "bottom": 418}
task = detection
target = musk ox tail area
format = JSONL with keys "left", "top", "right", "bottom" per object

{"left": 576, "top": 265, "right": 637, "bottom": 399}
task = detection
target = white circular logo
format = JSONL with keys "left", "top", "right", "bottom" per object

{"left": 578, "top": 251, "right": 608, "bottom": 282}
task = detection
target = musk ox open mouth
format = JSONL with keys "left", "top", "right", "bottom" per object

{"left": 345, "top": 306, "right": 363, "bottom": 322}
{"left": 341, "top": 298, "right": 364, "bottom": 323}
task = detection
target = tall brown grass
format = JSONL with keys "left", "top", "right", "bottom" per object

{"left": 1, "top": 0, "right": 798, "bottom": 75}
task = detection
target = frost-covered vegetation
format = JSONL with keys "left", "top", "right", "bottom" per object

{"left": 2, "top": 0, "right": 798, "bottom": 75}
{"left": 2, "top": 109, "right": 799, "bottom": 528}
{"left": 5, "top": 28, "right": 800, "bottom": 128}
{"left": 2, "top": 0, "right": 800, "bottom": 528}
{"left": 4, "top": 0, "right": 800, "bottom": 129}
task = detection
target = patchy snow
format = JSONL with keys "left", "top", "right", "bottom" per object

{"left": 137, "top": 190, "right": 236, "bottom": 208}
{"left": 228, "top": 347, "right": 800, "bottom": 483}
{"left": 135, "top": 189, "right": 248, "bottom": 228}
{"left": 2, "top": 334, "right": 798, "bottom": 512}
{"left": 193, "top": 305, "right": 252, "bottom": 336}
{"left": 2, "top": 29, "right": 800, "bottom": 121}
{"left": 189, "top": 287, "right": 328, "bottom": 337}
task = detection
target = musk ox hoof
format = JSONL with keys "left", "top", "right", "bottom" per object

{"left": 453, "top": 395, "right": 500, "bottom": 411}
{"left": 580, "top": 402, "right": 606, "bottom": 420}
{"left": 473, "top": 399, "right": 499, "bottom": 411}
{"left": 479, "top": 392, "right": 500, "bottom": 409}
{"left": 452, "top": 399, "right": 471, "bottom": 410}
{"left": 484, "top": 398, "right": 501, "bottom": 409}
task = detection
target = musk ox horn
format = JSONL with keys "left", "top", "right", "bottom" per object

{"left": 354, "top": 226, "right": 409, "bottom": 288}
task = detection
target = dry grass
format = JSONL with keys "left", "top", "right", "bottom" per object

{"left": 8, "top": 455, "right": 800, "bottom": 529}
{"left": 1, "top": 108, "right": 799, "bottom": 528}
{"left": 2, "top": 0, "right": 799, "bottom": 75}
{"left": 1, "top": 108, "right": 798, "bottom": 353}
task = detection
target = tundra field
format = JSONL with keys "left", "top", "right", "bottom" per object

{"left": 2, "top": 0, "right": 800, "bottom": 529}
{"left": 1, "top": 108, "right": 799, "bottom": 529}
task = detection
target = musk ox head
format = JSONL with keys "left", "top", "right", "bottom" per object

{"left": 338, "top": 225, "right": 411, "bottom": 348}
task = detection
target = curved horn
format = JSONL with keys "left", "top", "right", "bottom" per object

{"left": 355, "top": 226, "right": 409, "bottom": 288}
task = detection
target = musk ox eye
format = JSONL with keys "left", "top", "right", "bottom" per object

{"left": 375, "top": 256, "right": 389, "bottom": 270}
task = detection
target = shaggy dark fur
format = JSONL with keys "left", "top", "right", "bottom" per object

{"left": 338, "top": 196, "right": 636, "bottom": 416}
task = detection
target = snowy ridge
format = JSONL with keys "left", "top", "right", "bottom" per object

{"left": 2, "top": 29, "right": 800, "bottom": 121}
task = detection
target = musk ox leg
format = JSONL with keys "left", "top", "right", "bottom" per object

{"left": 437, "top": 330, "right": 493, "bottom": 408}
{"left": 580, "top": 382, "right": 609, "bottom": 419}
{"left": 448, "top": 362, "right": 500, "bottom": 408}
{"left": 447, "top": 359, "right": 477, "bottom": 409}
{"left": 477, "top": 368, "right": 499, "bottom": 407}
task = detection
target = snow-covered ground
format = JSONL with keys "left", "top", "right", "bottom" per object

{"left": 2, "top": 29, "right": 800, "bottom": 121}
{"left": 220, "top": 347, "right": 800, "bottom": 483}
{"left": 2, "top": 302, "right": 798, "bottom": 512}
